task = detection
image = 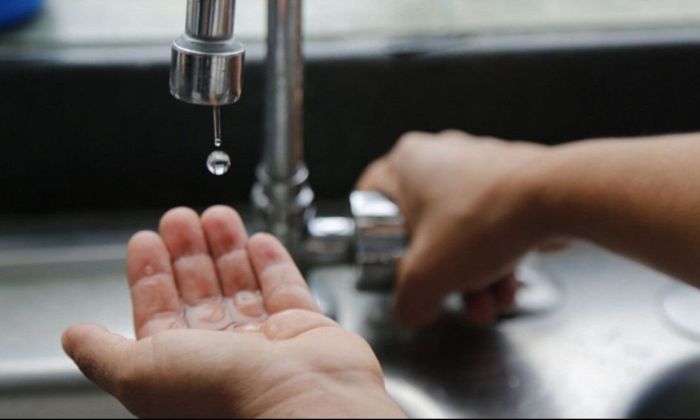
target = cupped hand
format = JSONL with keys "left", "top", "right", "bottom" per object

{"left": 358, "top": 131, "right": 548, "bottom": 328}
{"left": 62, "top": 206, "right": 404, "bottom": 419}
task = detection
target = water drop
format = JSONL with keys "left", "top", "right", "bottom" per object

{"left": 214, "top": 138, "right": 222, "bottom": 148}
{"left": 207, "top": 150, "right": 231, "bottom": 176}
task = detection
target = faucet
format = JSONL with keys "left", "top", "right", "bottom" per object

{"left": 169, "top": 0, "right": 405, "bottom": 291}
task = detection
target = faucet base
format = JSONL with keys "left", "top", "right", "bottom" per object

{"left": 251, "top": 165, "right": 314, "bottom": 252}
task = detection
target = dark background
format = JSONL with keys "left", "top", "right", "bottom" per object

{"left": 2, "top": 31, "right": 700, "bottom": 215}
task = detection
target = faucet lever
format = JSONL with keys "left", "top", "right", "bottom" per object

{"left": 350, "top": 191, "right": 407, "bottom": 292}
{"left": 303, "top": 191, "right": 406, "bottom": 292}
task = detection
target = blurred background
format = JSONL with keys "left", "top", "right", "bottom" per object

{"left": 3, "top": 0, "right": 700, "bottom": 217}
{"left": 8, "top": 0, "right": 700, "bottom": 46}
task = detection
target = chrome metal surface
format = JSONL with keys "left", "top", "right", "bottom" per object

{"left": 628, "top": 357, "right": 700, "bottom": 418}
{"left": 262, "top": 0, "right": 304, "bottom": 182}
{"left": 307, "top": 241, "right": 700, "bottom": 418}
{"left": 305, "top": 216, "right": 356, "bottom": 263}
{"left": 3, "top": 207, "right": 700, "bottom": 418}
{"left": 170, "top": 0, "right": 244, "bottom": 106}
{"left": 169, "top": 36, "right": 245, "bottom": 106}
{"left": 662, "top": 283, "right": 700, "bottom": 340}
{"left": 172, "top": 0, "right": 312, "bottom": 247}
{"left": 252, "top": 0, "right": 312, "bottom": 249}
{"left": 350, "top": 191, "right": 407, "bottom": 291}
{"left": 186, "top": 0, "right": 236, "bottom": 41}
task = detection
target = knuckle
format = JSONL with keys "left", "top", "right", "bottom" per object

{"left": 438, "top": 129, "right": 466, "bottom": 138}
{"left": 396, "top": 131, "right": 423, "bottom": 147}
{"left": 393, "top": 132, "right": 426, "bottom": 160}
{"left": 362, "top": 159, "right": 387, "bottom": 181}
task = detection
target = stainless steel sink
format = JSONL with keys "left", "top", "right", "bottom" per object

{"left": 307, "top": 246, "right": 700, "bottom": 418}
{"left": 627, "top": 357, "right": 700, "bottom": 418}
{"left": 0, "top": 245, "right": 134, "bottom": 418}
{"left": 1, "top": 210, "right": 700, "bottom": 418}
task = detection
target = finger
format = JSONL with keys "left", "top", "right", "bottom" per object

{"left": 62, "top": 324, "right": 133, "bottom": 395}
{"left": 247, "top": 233, "right": 320, "bottom": 314}
{"left": 358, "top": 130, "right": 443, "bottom": 200}
{"left": 493, "top": 274, "right": 518, "bottom": 313}
{"left": 437, "top": 129, "right": 488, "bottom": 142}
{"left": 464, "top": 291, "right": 498, "bottom": 326}
{"left": 536, "top": 236, "right": 572, "bottom": 252}
{"left": 127, "top": 231, "right": 185, "bottom": 338}
{"left": 160, "top": 207, "right": 221, "bottom": 305}
{"left": 393, "top": 280, "right": 444, "bottom": 329}
{"left": 355, "top": 157, "right": 401, "bottom": 202}
{"left": 392, "top": 235, "right": 453, "bottom": 329}
{"left": 201, "top": 206, "right": 258, "bottom": 296}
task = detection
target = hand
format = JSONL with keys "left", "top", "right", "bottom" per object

{"left": 62, "top": 206, "right": 405, "bottom": 418}
{"left": 357, "top": 131, "right": 548, "bottom": 328}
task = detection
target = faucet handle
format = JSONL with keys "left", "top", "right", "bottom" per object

{"left": 350, "top": 190, "right": 407, "bottom": 291}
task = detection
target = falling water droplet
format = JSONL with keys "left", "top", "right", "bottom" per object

{"left": 214, "top": 138, "right": 222, "bottom": 148}
{"left": 207, "top": 150, "right": 231, "bottom": 176}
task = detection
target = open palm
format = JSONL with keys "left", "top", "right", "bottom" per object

{"left": 62, "top": 206, "right": 403, "bottom": 418}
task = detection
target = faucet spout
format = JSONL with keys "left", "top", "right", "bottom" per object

{"left": 170, "top": 0, "right": 245, "bottom": 106}
{"left": 171, "top": 0, "right": 313, "bottom": 252}
{"left": 170, "top": 0, "right": 399, "bottom": 289}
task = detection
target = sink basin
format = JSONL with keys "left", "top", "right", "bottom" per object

{"left": 0, "top": 245, "right": 134, "bottom": 418}
{"left": 0, "top": 388, "right": 130, "bottom": 419}
{"left": 1, "top": 209, "right": 700, "bottom": 418}
{"left": 628, "top": 358, "right": 700, "bottom": 418}
{"left": 307, "top": 242, "right": 700, "bottom": 418}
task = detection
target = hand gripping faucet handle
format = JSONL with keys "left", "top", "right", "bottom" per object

{"left": 350, "top": 191, "right": 408, "bottom": 292}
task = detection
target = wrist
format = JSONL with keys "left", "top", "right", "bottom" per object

{"left": 521, "top": 139, "right": 605, "bottom": 240}
{"left": 498, "top": 142, "right": 558, "bottom": 245}
{"left": 248, "top": 373, "right": 406, "bottom": 419}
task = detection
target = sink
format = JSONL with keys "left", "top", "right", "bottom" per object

{"left": 628, "top": 357, "right": 700, "bottom": 418}
{"left": 1, "top": 208, "right": 700, "bottom": 418}
{"left": 0, "top": 389, "right": 130, "bottom": 419}
{"left": 307, "top": 241, "right": 700, "bottom": 418}
{"left": 0, "top": 245, "right": 134, "bottom": 418}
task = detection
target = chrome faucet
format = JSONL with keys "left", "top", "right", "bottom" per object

{"left": 170, "top": 0, "right": 404, "bottom": 290}
{"left": 170, "top": 0, "right": 312, "bottom": 250}
{"left": 252, "top": 0, "right": 315, "bottom": 252}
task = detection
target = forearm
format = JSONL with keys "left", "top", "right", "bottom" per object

{"left": 532, "top": 133, "right": 700, "bottom": 285}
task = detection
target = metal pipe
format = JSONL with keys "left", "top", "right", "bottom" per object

{"left": 264, "top": 0, "right": 304, "bottom": 181}
{"left": 252, "top": 0, "right": 314, "bottom": 250}
{"left": 186, "top": 0, "right": 236, "bottom": 41}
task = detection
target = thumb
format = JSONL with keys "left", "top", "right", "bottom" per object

{"left": 62, "top": 323, "right": 132, "bottom": 394}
